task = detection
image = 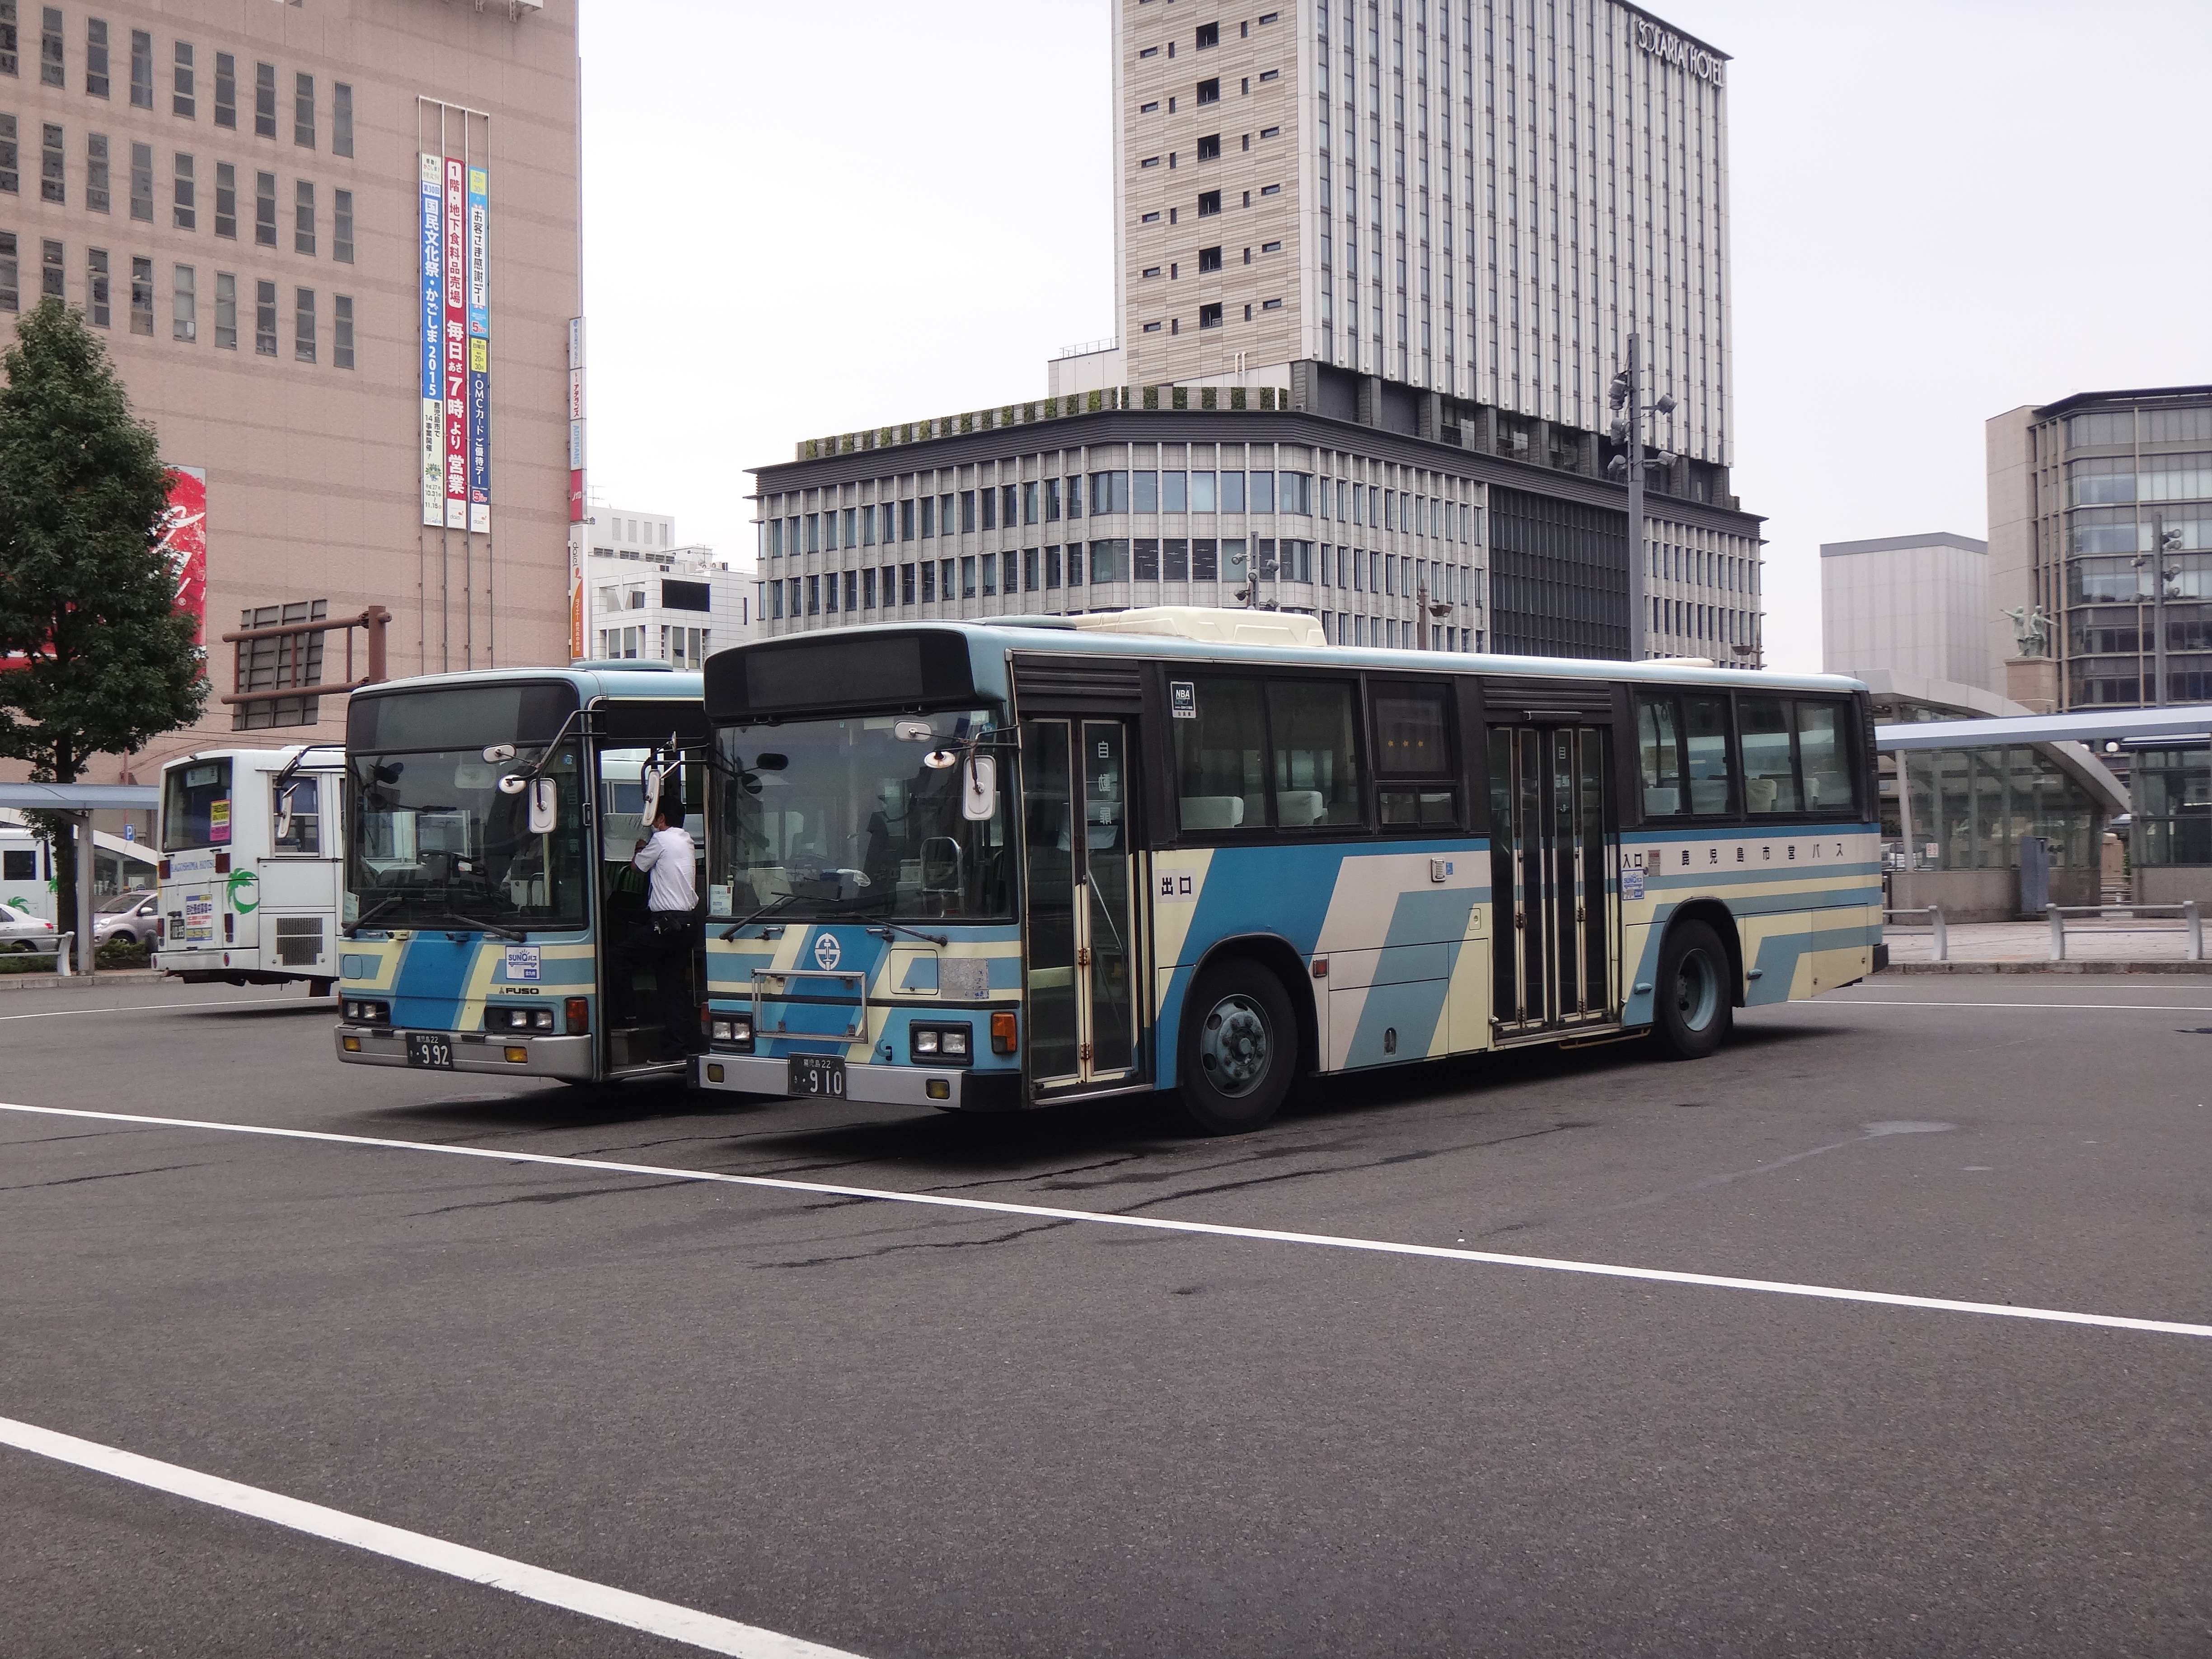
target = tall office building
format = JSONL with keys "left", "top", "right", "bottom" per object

{"left": 0, "top": 0, "right": 580, "bottom": 783}
{"left": 1820, "top": 532, "right": 1990, "bottom": 691}
{"left": 1987, "top": 386, "right": 2212, "bottom": 710}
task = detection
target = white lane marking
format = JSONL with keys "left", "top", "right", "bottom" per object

{"left": 0, "top": 1412, "right": 862, "bottom": 1659}
{"left": 1802, "top": 999, "right": 2212, "bottom": 1013}
{"left": 4, "top": 1102, "right": 2209, "bottom": 1343}
{"left": 0, "top": 998, "right": 321, "bottom": 1022}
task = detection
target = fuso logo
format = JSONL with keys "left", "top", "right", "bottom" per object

{"left": 813, "top": 932, "right": 842, "bottom": 970}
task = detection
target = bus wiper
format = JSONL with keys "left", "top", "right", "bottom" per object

{"left": 853, "top": 909, "right": 951, "bottom": 948}
{"left": 343, "top": 896, "right": 403, "bottom": 937}
{"left": 719, "top": 891, "right": 802, "bottom": 943}
{"left": 440, "top": 910, "right": 527, "bottom": 942}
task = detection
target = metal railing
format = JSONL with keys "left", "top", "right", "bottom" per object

{"left": 1882, "top": 906, "right": 1948, "bottom": 962}
{"left": 2045, "top": 902, "right": 2203, "bottom": 962}
{"left": 8, "top": 932, "right": 77, "bottom": 974}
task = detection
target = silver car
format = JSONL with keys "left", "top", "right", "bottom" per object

{"left": 0, "top": 898, "right": 61, "bottom": 953}
{"left": 94, "top": 889, "right": 162, "bottom": 947}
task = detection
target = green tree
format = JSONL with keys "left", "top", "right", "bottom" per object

{"left": 0, "top": 299, "right": 206, "bottom": 941}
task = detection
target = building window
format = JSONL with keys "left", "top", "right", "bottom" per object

{"left": 84, "top": 132, "right": 108, "bottom": 211}
{"left": 333, "top": 187, "right": 351, "bottom": 262}
{"left": 293, "top": 286, "right": 313, "bottom": 361}
{"left": 172, "top": 263, "right": 193, "bottom": 341}
{"left": 253, "top": 276, "right": 275, "bottom": 354}
{"left": 172, "top": 40, "right": 192, "bottom": 117}
{"left": 1260, "top": 182, "right": 1281, "bottom": 195}
{"left": 293, "top": 71, "right": 313, "bottom": 147}
{"left": 38, "top": 4, "right": 58, "bottom": 86}
{"left": 330, "top": 295, "right": 350, "bottom": 366}
{"left": 1197, "top": 133, "right": 1221, "bottom": 161}
{"left": 214, "top": 159, "right": 234, "bottom": 237}
{"left": 84, "top": 18, "right": 106, "bottom": 96}
{"left": 127, "top": 141, "right": 152, "bottom": 220}
{"left": 213, "top": 269, "right": 234, "bottom": 348}
{"left": 129, "top": 28, "right": 150, "bottom": 107}
{"left": 1195, "top": 77, "right": 1219, "bottom": 104}
{"left": 84, "top": 246, "right": 108, "bottom": 325}
{"left": 293, "top": 179, "right": 313, "bottom": 253}
{"left": 331, "top": 81, "right": 351, "bottom": 158}
{"left": 253, "top": 61, "right": 275, "bottom": 138}
{"left": 1262, "top": 297, "right": 1283, "bottom": 310}
{"left": 214, "top": 52, "right": 234, "bottom": 128}
{"left": 38, "top": 121, "right": 59, "bottom": 202}
{"left": 1199, "top": 302, "right": 1223, "bottom": 329}
{"left": 0, "top": 234, "right": 15, "bottom": 314}
{"left": 128, "top": 254, "right": 152, "bottom": 333}
{"left": 1197, "top": 245, "right": 1222, "bottom": 273}
{"left": 172, "top": 151, "right": 193, "bottom": 228}
{"left": 253, "top": 170, "right": 274, "bottom": 245}
{"left": 0, "top": 117, "right": 14, "bottom": 195}
{"left": 1197, "top": 189, "right": 1220, "bottom": 217}
{"left": 37, "top": 237, "right": 59, "bottom": 298}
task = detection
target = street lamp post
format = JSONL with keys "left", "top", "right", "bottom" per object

{"left": 1412, "top": 573, "right": 1453, "bottom": 650}
{"left": 1606, "top": 332, "right": 1678, "bottom": 661}
{"left": 2132, "top": 513, "right": 2184, "bottom": 708}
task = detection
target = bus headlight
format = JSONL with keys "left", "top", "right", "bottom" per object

{"left": 343, "top": 998, "right": 390, "bottom": 1025}
{"left": 485, "top": 1006, "right": 554, "bottom": 1033}
{"left": 909, "top": 1023, "right": 972, "bottom": 1066}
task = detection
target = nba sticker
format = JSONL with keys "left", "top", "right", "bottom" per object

{"left": 504, "top": 945, "right": 542, "bottom": 981}
{"left": 1169, "top": 681, "right": 1196, "bottom": 719}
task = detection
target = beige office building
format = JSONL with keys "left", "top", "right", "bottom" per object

{"left": 0, "top": 0, "right": 580, "bottom": 784}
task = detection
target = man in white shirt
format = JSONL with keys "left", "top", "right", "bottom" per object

{"left": 608, "top": 796, "right": 698, "bottom": 1063}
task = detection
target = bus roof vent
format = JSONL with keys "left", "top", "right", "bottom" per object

{"left": 1069, "top": 607, "right": 1326, "bottom": 648}
{"left": 1650, "top": 656, "right": 1718, "bottom": 668}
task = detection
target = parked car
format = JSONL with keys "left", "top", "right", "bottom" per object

{"left": 94, "top": 889, "right": 162, "bottom": 947}
{"left": 0, "top": 897, "right": 60, "bottom": 952}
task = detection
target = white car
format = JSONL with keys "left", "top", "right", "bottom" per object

{"left": 0, "top": 898, "right": 60, "bottom": 953}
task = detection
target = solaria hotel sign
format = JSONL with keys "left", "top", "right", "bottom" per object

{"left": 1633, "top": 17, "right": 1725, "bottom": 87}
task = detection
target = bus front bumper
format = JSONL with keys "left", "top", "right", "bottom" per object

{"left": 334, "top": 1026, "right": 595, "bottom": 1081}
{"left": 692, "top": 1053, "right": 1012, "bottom": 1111}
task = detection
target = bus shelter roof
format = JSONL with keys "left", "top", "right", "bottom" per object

{"left": 0, "top": 783, "right": 161, "bottom": 810}
{"left": 1876, "top": 705, "right": 2212, "bottom": 751}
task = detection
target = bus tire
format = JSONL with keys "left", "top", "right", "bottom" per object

{"left": 1654, "top": 919, "right": 1733, "bottom": 1060}
{"left": 1175, "top": 956, "right": 1297, "bottom": 1135}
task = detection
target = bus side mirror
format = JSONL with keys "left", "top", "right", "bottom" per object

{"left": 274, "top": 797, "right": 293, "bottom": 844}
{"left": 962, "top": 755, "right": 997, "bottom": 822}
{"left": 528, "top": 778, "right": 559, "bottom": 835}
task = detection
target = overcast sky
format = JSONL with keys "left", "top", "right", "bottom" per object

{"left": 576, "top": 0, "right": 2212, "bottom": 673}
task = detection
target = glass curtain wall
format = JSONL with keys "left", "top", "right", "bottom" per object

{"left": 1899, "top": 746, "right": 2100, "bottom": 873}
{"left": 2131, "top": 747, "right": 2212, "bottom": 867}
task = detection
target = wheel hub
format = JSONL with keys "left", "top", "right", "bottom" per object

{"left": 1199, "top": 995, "right": 1270, "bottom": 1097}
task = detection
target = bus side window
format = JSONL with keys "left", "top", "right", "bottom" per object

{"left": 1269, "top": 680, "right": 1363, "bottom": 829}
{"left": 1738, "top": 698, "right": 1801, "bottom": 814}
{"left": 1795, "top": 701, "right": 1853, "bottom": 813}
{"left": 1637, "top": 695, "right": 1684, "bottom": 816}
{"left": 1173, "top": 676, "right": 1267, "bottom": 833}
{"left": 1682, "top": 696, "right": 1735, "bottom": 815}
{"left": 1372, "top": 683, "right": 1454, "bottom": 828}
{"left": 274, "top": 777, "right": 320, "bottom": 853}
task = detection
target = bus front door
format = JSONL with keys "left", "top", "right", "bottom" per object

{"left": 1020, "top": 718, "right": 1137, "bottom": 1095}
{"left": 1489, "top": 724, "right": 1617, "bottom": 1038}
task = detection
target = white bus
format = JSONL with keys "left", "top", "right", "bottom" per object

{"left": 157, "top": 745, "right": 347, "bottom": 994}
{"left": 1, "top": 818, "right": 159, "bottom": 923}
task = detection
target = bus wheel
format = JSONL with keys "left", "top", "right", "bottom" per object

{"left": 1655, "top": 919, "right": 1733, "bottom": 1060}
{"left": 1176, "top": 958, "right": 1297, "bottom": 1135}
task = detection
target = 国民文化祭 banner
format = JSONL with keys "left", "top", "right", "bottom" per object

{"left": 421, "top": 152, "right": 490, "bottom": 532}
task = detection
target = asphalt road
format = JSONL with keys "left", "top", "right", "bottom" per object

{"left": 0, "top": 975, "right": 2207, "bottom": 1656}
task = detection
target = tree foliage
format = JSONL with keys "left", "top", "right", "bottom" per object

{"left": 0, "top": 298, "right": 206, "bottom": 780}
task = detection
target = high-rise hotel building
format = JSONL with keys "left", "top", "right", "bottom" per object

{"left": 0, "top": 0, "right": 580, "bottom": 783}
{"left": 763, "top": 0, "right": 1762, "bottom": 665}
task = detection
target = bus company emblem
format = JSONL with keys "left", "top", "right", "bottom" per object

{"left": 813, "top": 932, "right": 842, "bottom": 970}
{"left": 225, "top": 870, "right": 260, "bottom": 913}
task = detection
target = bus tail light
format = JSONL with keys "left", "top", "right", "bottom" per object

{"left": 158, "top": 859, "right": 172, "bottom": 881}
{"left": 565, "top": 997, "right": 590, "bottom": 1035}
{"left": 214, "top": 851, "right": 230, "bottom": 874}
{"left": 990, "top": 1011, "right": 1018, "bottom": 1054}
{"left": 223, "top": 912, "right": 234, "bottom": 942}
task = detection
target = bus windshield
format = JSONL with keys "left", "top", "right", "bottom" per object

{"left": 346, "top": 741, "right": 589, "bottom": 931}
{"left": 163, "top": 759, "right": 234, "bottom": 850}
{"left": 712, "top": 711, "right": 1011, "bottom": 921}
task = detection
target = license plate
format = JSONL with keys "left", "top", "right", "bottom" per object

{"left": 787, "top": 1054, "right": 846, "bottom": 1098}
{"left": 405, "top": 1033, "right": 456, "bottom": 1070}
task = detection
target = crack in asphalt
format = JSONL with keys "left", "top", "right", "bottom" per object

{"left": 754, "top": 1219, "right": 1074, "bottom": 1270}
{"left": 410, "top": 1177, "right": 701, "bottom": 1216}
{"left": 0, "top": 1161, "right": 214, "bottom": 1191}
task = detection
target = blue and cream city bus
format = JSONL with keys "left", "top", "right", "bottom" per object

{"left": 334, "top": 664, "right": 709, "bottom": 1083}
{"left": 689, "top": 611, "right": 1879, "bottom": 1133}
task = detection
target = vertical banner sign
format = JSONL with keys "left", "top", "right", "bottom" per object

{"left": 418, "top": 156, "right": 443, "bottom": 527}
{"left": 442, "top": 155, "right": 468, "bottom": 530}
{"left": 567, "top": 315, "right": 585, "bottom": 661}
{"left": 466, "top": 164, "right": 491, "bottom": 534}
{"left": 160, "top": 467, "right": 210, "bottom": 659}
